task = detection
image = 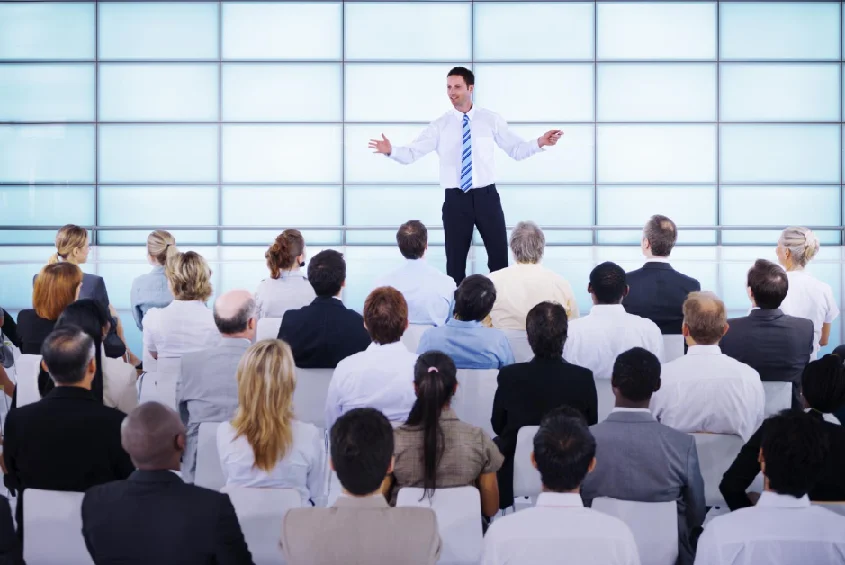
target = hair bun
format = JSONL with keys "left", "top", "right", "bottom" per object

{"left": 804, "top": 229, "right": 820, "bottom": 259}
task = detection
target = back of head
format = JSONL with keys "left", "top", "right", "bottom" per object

{"left": 213, "top": 290, "right": 256, "bottom": 335}
{"left": 396, "top": 220, "right": 428, "bottom": 260}
{"left": 611, "top": 347, "right": 661, "bottom": 403}
{"left": 121, "top": 402, "right": 186, "bottom": 470}
{"left": 761, "top": 410, "right": 829, "bottom": 498}
{"left": 643, "top": 215, "right": 677, "bottom": 257}
{"left": 453, "top": 274, "right": 496, "bottom": 322}
{"left": 589, "top": 262, "right": 627, "bottom": 305}
{"left": 33, "top": 262, "right": 83, "bottom": 320}
{"left": 41, "top": 325, "right": 94, "bottom": 385}
{"left": 509, "top": 221, "right": 545, "bottom": 264}
{"left": 779, "top": 226, "right": 820, "bottom": 268}
{"left": 747, "top": 258, "right": 788, "bottom": 309}
{"left": 307, "top": 249, "right": 345, "bottom": 297}
{"left": 801, "top": 354, "right": 845, "bottom": 413}
{"left": 682, "top": 291, "right": 727, "bottom": 345}
{"left": 166, "top": 251, "right": 213, "bottom": 302}
{"left": 330, "top": 408, "right": 394, "bottom": 496}
{"left": 533, "top": 406, "right": 596, "bottom": 492}
{"left": 147, "top": 229, "right": 177, "bottom": 266}
{"left": 49, "top": 224, "right": 88, "bottom": 264}
{"left": 55, "top": 299, "right": 108, "bottom": 398}
{"left": 363, "top": 287, "right": 408, "bottom": 345}
{"left": 266, "top": 229, "right": 305, "bottom": 279}
{"left": 526, "top": 301, "right": 568, "bottom": 359}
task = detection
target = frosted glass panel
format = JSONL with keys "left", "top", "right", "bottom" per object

{"left": 720, "top": 125, "right": 840, "bottom": 184}
{"left": 99, "top": 64, "right": 218, "bottom": 121}
{"left": 99, "top": 125, "right": 218, "bottom": 183}
{"left": 495, "top": 185, "right": 593, "bottom": 245}
{"left": 0, "top": 186, "right": 94, "bottom": 244}
{"left": 0, "top": 64, "right": 94, "bottom": 122}
{"left": 721, "top": 64, "right": 840, "bottom": 122}
{"left": 473, "top": 65, "right": 593, "bottom": 122}
{"left": 99, "top": 3, "right": 219, "bottom": 60}
{"left": 345, "top": 125, "right": 441, "bottom": 183}
{"left": 222, "top": 3, "right": 341, "bottom": 60}
{"left": 721, "top": 3, "right": 840, "bottom": 60}
{"left": 222, "top": 125, "right": 342, "bottom": 183}
{"left": 474, "top": 3, "right": 593, "bottom": 61}
{"left": 597, "top": 3, "right": 716, "bottom": 60}
{"left": 222, "top": 64, "right": 341, "bottom": 121}
{"left": 597, "top": 125, "right": 717, "bottom": 183}
{"left": 346, "top": 186, "right": 444, "bottom": 245}
{"left": 496, "top": 125, "right": 594, "bottom": 183}
{"left": 597, "top": 64, "right": 716, "bottom": 122}
{"left": 0, "top": 4, "right": 94, "bottom": 60}
{"left": 0, "top": 125, "right": 95, "bottom": 183}
{"left": 346, "top": 3, "right": 470, "bottom": 61}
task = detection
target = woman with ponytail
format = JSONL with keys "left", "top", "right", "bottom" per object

{"left": 255, "top": 229, "right": 315, "bottom": 318}
{"left": 130, "top": 230, "right": 177, "bottom": 330}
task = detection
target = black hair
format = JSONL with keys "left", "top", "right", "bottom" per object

{"left": 747, "top": 258, "right": 788, "bottom": 309}
{"left": 307, "top": 249, "right": 346, "bottom": 297}
{"left": 55, "top": 300, "right": 107, "bottom": 400}
{"left": 589, "top": 262, "right": 627, "bottom": 304}
{"left": 453, "top": 274, "right": 496, "bottom": 322}
{"left": 526, "top": 301, "right": 568, "bottom": 359}
{"left": 40, "top": 325, "right": 95, "bottom": 386}
{"left": 761, "top": 409, "right": 829, "bottom": 498}
{"left": 330, "top": 408, "right": 394, "bottom": 496}
{"left": 447, "top": 66, "right": 475, "bottom": 87}
{"left": 611, "top": 347, "right": 661, "bottom": 403}
{"left": 533, "top": 406, "right": 596, "bottom": 492}
{"left": 802, "top": 354, "right": 845, "bottom": 414}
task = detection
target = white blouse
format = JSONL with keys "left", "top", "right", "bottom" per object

{"left": 254, "top": 272, "right": 316, "bottom": 319}
{"left": 102, "top": 356, "right": 138, "bottom": 414}
{"left": 780, "top": 269, "right": 839, "bottom": 360}
{"left": 142, "top": 300, "right": 220, "bottom": 361}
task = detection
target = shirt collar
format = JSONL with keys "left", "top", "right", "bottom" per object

{"left": 151, "top": 265, "right": 165, "bottom": 274}
{"left": 365, "top": 340, "right": 406, "bottom": 352}
{"left": 452, "top": 106, "right": 476, "bottom": 121}
{"left": 611, "top": 407, "right": 653, "bottom": 414}
{"left": 334, "top": 493, "right": 390, "bottom": 509}
{"left": 687, "top": 344, "right": 722, "bottom": 356}
{"left": 446, "top": 318, "right": 483, "bottom": 329}
{"left": 588, "top": 304, "right": 626, "bottom": 316}
{"left": 757, "top": 491, "right": 811, "bottom": 509}
{"left": 535, "top": 492, "right": 585, "bottom": 508}
{"left": 279, "top": 270, "right": 306, "bottom": 280}
{"left": 645, "top": 257, "right": 671, "bottom": 264}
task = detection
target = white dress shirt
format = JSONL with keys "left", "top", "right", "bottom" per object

{"left": 780, "top": 269, "right": 840, "bottom": 360}
{"left": 324, "top": 341, "right": 418, "bottom": 430}
{"left": 563, "top": 304, "right": 664, "bottom": 379}
{"left": 389, "top": 106, "right": 543, "bottom": 189}
{"left": 142, "top": 300, "right": 220, "bottom": 360}
{"left": 102, "top": 356, "right": 138, "bottom": 414}
{"left": 651, "top": 345, "right": 765, "bottom": 442}
{"left": 374, "top": 258, "right": 456, "bottom": 326}
{"left": 254, "top": 271, "right": 316, "bottom": 319}
{"left": 694, "top": 491, "right": 845, "bottom": 565}
{"left": 488, "top": 263, "right": 579, "bottom": 330}
{"left": 217, "top": 419, "right": 328, "bottom": 507}
{"left": 481, "top": 492, "right": 641, "bottom": 565}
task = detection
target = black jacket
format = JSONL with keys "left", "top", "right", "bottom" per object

{"left": 623, "top": 262, "right": 701, "bottom": 335}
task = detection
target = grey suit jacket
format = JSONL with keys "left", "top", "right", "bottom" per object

{"left": 177, "top": 337, "right": 250, "bottom": 482}
{"left": 581, "top": 410, "right": 706, "bottom": 565}
{"left": 280, "top": 495, "right": 441, "bottom": 565}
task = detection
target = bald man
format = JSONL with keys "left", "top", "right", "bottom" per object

{"left": 177, "top": 290, "right": 256, "bottom": 482}
{"left": 82, "top": 402, "right": 254, "bottom": 565}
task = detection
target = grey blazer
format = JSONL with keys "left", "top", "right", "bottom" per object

{"left": 581, "top": 410, "right": 706, "bottom": 565}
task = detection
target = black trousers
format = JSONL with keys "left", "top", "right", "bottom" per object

{"left": 442, "top": 184, "right": 508, "bottom": 284}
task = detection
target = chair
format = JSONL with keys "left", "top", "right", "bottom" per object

{"left": 762, "top": 381, "right": 792, "bottom": 417}
{"left": 502, "top": 330, "right": 532, "bottom": 363}
{"left": 596, "top": 378, "right": 615, "bottom": 422}
{"left": 452, "top": 369, "right": 498, "bottom": 438}
{"left": 137, "top": 357, "right": 181, "bottom": 410}
{"left": 293, "top": 368, "right": 334, "bottom": 429}
{"left": 195, "top": 422, "right": 225, "bottom": 490}
{"left": 24, "top": 489, "right": 92, "bottom": 564}
{"left": 662, "top": 335, "right": 685, "bottom": 363}
{"left": 692, "top": 433, "right": 744, "bottom": 507}
{"left": 397, "top": 487, "right": 482, "bottom": 565}
{"left": 513, "top": 426, "right": 541, "bottom": 500}
{"left": 223, "top": 487, "right": 301, "bottom": 565}
{"left": 14, "top": 354, "right": 41, "bottom": 408}
{"left": 401, "top": 324, "right": 431, "bottom": 354}
{"left": 811, "top": 501, "right": 845, "bottom": 517}
{"left": 592, "top": 498, "right": 678, "bottom": 565}
{"left": 256, "top": 318, "right": 283, "bottom": 342}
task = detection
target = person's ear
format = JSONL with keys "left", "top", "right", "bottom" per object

{"left": 587, "top": 456, "right": 597, "bottom": 474}
{"left": 758, "top": 447, "right": 765, "bottom": 475}
{"left": 530, "top": 451, "right": 537, "bottom": 470}
{"left": 587, "top": 283, "right": 593, "bottom": 294}
{"left": 413, "top": 382, "right": 420, "bottom": 396}
{"left": 681, "top": 323, "right": 690, "bottom": 338}
{"left": 622, "top": 284, "right": 630, "bottom": 298}
{"left": 404, "top": 318, "right": 410, "bottom": 331}
{"left": 452, "top": 382, "right": 458, "bottom": 396}
{"left": 248, "top": 317, "right": 256, "bottom": 331}
{"left": 329, "top": 458, "right": 336, "bottom": 473}
{"left": 175, "top": 433, "right": 186, "bottom": 453}
{"left": 387, "top": 455, "right": 395, "bottom": 475}
{"left": 654, "top": 377, "right": 661, "bottom": 393}
{"left": 467, "top": 84, "right": 474, "bottom": 96}
{"left": 722, "top": 322, "right": 730, "bottom": 338}
{"left": 41, "top": 360, "right": 49, "bottom": 374}
{"left": 87, "top": 357, "right": 97, "bottom": 374}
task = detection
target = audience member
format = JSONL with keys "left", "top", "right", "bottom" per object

{"left": 651, "top": 292, "right": 765, "bottom": 441}
{"left": 218, "top": 340, "right": 327, "bottom": 506}
{"left": 82, "top": 402, "right": 254, "bottom": 564}
{"left": 489, "top": 221, "right": 579, "bottom": 330}
{"left": 255, "top": 229, "right": 316, "bottom": 319}
{"left": 374, "top": 220, "right": 456, "bottom": 327}
{"left": 719, "top": 259, "right": 814, "bottom": 407}
{"left": 623, "top": 215, "right": 701, "bottom": 334}
{"left": 0, "top": 498, "right": 21, "bottom": 565}
{"left": 278, "top": 249, "right": 371, "bottom": 368}
{"left": 564, "top": 262, "right": 664, "bottom": 378}
{"left": 698, "top": 411, "right": 845, "bottom": 565}
{"left": 417, "top": 275, "right": 514, "bottom": 369}
{"left": 581, "top": 348, "right": 705, "bottom": 565}
{"left": 481, "top": 407, "right": 639, "bottom": 565}
{"left": 281, "top": 408, "right": 441, "bottom": 565}
{"left": 325, "top": 287, "right": 417, "bottom": 430}
{"left": 389, "top": 352, "right": 504, "bottom": 518}
{"left": 130, "top": 230, "right": 176, "bottom": 330}
{"left": 492, "top": 301, "right": 597, "bottom": 509}
{"left": 17, "top": 263, "right": 82, "bottom": 355}
{"left": 177, "top": 290, "right": 256, "bottom": 482}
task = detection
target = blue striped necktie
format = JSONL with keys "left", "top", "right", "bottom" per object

{"left": 460, "top": 113, "right": 472, "bottom": 192}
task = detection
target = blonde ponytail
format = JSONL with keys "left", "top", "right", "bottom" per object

{"left": 147, "top": 230, "right": 178, "bottom": 266}
{"left": 51, "top": 224, "right": 88, "bottom": 265}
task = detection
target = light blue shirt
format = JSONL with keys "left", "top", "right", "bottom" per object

{"left": 374, "top": 258, "right": 456, "bottom": 326}
{"left": 417, "top": 318, "right": 515, "bottom": 369}
{"left": 130, "top": 265, "right": 174, "bottom": 330}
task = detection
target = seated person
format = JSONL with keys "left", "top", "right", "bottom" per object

{"left": 325, "top": 287, "right": 418, "bottom": 430}
{"left": 130, "top": 229, "right": 176, "bottom": 330}
{"left": 417, "top": 275, "right": 514, "bottom": 369}
{"left": 281, "top": 408, "right": 441, "bottom": 565}
{"left": 388, "top": 352, "right": 504, "bottom": 518}
{"left": 278, "top": 249, "right": 371, "bottom": 369}
{"left": 581, "top": 348, "right": 705, "bottom": 565}
{"left": 481, "top": 407, "right": 639, "bottom": 565}
{"left": 651, "top": 292, "right": 765, "bottom": 441}
{"left": 492, "top": 301, "right": 597, "bottom": 509}
{"left": 18, "top": 263, "right": 82, "bottom": 355}
{"left": 82, "top": 402, "right": 253, "bottom": 564}
{"left": 255, "top": 229, "right": 315, "bottom": 319}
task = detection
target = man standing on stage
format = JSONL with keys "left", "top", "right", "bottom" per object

{"left": 369, "top": 66, "right": 563, "bottom": 284}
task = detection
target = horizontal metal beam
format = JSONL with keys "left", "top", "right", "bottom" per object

{"left": 0, "top": 225, "right": 842, "bottom": 232}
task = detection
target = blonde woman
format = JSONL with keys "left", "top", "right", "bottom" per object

{"left": 217, "top": 339, "right": 327, "bottom": 507}
{"left": 255, "top": 229, "right": 315, "bottom": 319}
{"left": 130, "top": 230, "right": 178, "bottom": 330}
{"left": 777, "top": 227, "right": 840, "bottom": 359}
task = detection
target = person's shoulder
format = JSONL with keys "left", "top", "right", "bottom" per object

{"left": 674, "top": 269, "right": 700, "bottom": 288}
{"left": 94, "top": 402, "right": 130, "bottom": 424}
{"left": 388, "top": 506, "right": 439, "bottom": 529}
{"left": 84, "top": 477, "right": 130, "bottom": 501}
{"left": 291, "top": 418, "right": 322, "bottom": 440}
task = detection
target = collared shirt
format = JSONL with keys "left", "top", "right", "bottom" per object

{"left": 563, "top": 304, "right": 664, "bottom": 379}
{"left": 142, "top": 300, "right": 219, "bottom": 360}
{"left": 374, "top": 259, "right": 456, "bottom": 326}
{"left": 130, "top": 265, "right": 173, "bottom": 330}
{"left": 488, "top": 263, "right": 579, "bottom": 330}
{"left": 388, "top": 106, "right": 543, "bottom": 189}
{"left": 481, "top": 492, "right": 641, "bottom": 565}
{"left": 780, "top": 269, "right": 840, "bottom": 360}
{"left": 255, "top": 271, "right": 316, "bottom": 319}
{"left": 645, "top": 256, "right": 671, "bottom": 264}
{"left": 324, "top": 341, "right": 418, "bottom": 431}
{"left": 417, "top": 319, "right": 515, "bottom": 369}
{"left": 651, "top": 345, "right": 765, "bottom": 442}
{"left": 695, "top": 491, "right": 845, "bottom": 565}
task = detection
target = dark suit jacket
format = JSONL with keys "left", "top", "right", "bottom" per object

{"left": 491, "top": 357, "right": 597, "bottom": 508}
{"left": 0, "top": 499, "right": 22, "bottom": 565}
{"left": 623, "top": 262, "right": 701, "bottom": 335}
{"left": 278, "top": 296, "right": 371, "bottom": 369}
{"left": 15, "top": 310, "right": 55, "bottom": 356}
{"left": 82, "top": 470, "right": 254, "bottom": 565}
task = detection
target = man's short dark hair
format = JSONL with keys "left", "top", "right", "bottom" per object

{"left": 611, "top": 347, "right": 661, "bottom": 403}
{"left": 41, "top": 325, "right": 94, "bottom": 385}
{"left": 526, "top": 301, "right": 568, "bottom": 359}
{"left": 330, "top": 408, "right": 394, "bottom": 496}
{"left": 307, "top": 249, "right": 346, "bottom": 297}
{"left": 761, "top": 410, "right": 829, "bottom": 498}
{"left": 802, "top": 354, "right": 845, "bottom": 413}
{"left": 453, "top": 274, "right": 496, "bottom": 322}
{"left": 747, "top": 258, "right": 788, "bottom": 309}
{"left": 396, "top": 220, "right": 428, "bottom": 260}
{"left": 533, "top": 406, "right": 596, "bottom": 492}
{"left": 447, "top": 66, "right": 474, "bottom": 87}
{"left": 213, "top": 297, "right": 255, "bottom": 335}
{"left": 589, "top": 262, "right": 627, "bottom": 304}
{"left": 643, "top": 215, "right": 677, "bottom": 257}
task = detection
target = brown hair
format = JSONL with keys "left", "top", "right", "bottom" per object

{"left": 747, "top": 258, "right": 788, "bottom": 309}
{"left": 166, "top": 251, "right": 213, "bottom": 302}
{"left": 266, "top": 229, "right": 305, "bottom": 279}
{"left": 49, "top": 224, "right": 88, "bottom": 265}
{"left": 147, "top": 230, "right": 178, "bottom": 266}
{"left": 682, "top": 291, "right": 727, "bottom": 345}
{"left": 33, "top": 263, "right": 83, "bottom": 320}
{"left": 396, "top": 221, "right": 427, "bottom": 260}
{"left": 363, "top": 287, "right": 408, "bottom": 345}
{"left": 643, "top": 215, "right": 677, "bottom": 257}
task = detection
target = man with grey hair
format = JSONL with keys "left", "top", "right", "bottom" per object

{"left": 488, "top": 220, "right": 578, "bottom": 331}
{"left": 177, "top": 289, "right": 256, "bottom": 482}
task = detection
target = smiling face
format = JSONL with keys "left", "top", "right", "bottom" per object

{"left": 447, "top": 75, "right": 473, "bottom": 111}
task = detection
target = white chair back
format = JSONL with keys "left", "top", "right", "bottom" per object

{"left": 592, "top": 498, "right": 678, "bottom": 565}
{"left": 692, "top": 433, "right": 744, "bottom": 507}
{"left": 812, "top": 501, "right": 845, "bottom": 516}
{"left": 513, "top": 426, "right": 541, "bottom": 500}
{"left": 223, "top": 487, "right": 301, "bottom": 565}
{"left": 401, "top": 324, "right": 431, "bottom": 354}
{"left": 256, "top": 318, "right": 283, "bottom": 342}
{"left": 452, "top": 369, "right": 498, "bottom": 438}
{"left": 293, "top": 368, "right": 334, "bottom": 428}
{"left": 195, "top": 422, "right": 225, "bottom": 490}
{"left": 596, "top": 378, "right": 615, "bottom": 422}
{"left": 15, "top": 354, "right": 42, "bottom": 408}
{"left": 138, "top": 357, "right": 181, "bottom": 410}
{"left": 24, "top": 489, "right": 92, "bottom": 564}
{"left": 502, "top": 330, "right": 532, "bottom": 363}
{"left": 397, "top": 487, "right": 482, "bottom": 565}
{"left": 762, "top": 381, "right": 792, "bottom": 417}
{"left": 662, "top": 335, "right": 685, "bottom": 363}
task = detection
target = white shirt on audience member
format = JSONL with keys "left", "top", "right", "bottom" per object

{"left": 374, "top": 259, "right": 455, "bottom": 326}
{"left": 651, "top": 345, "right": 765, "bottom": 442}
{"left": 488, "top": 263, "right": 579, "bottom": 330}
{"left": 254, "top": 271, "right": 316, "bottom": 319}
{"left": 694, "top": 491, "right": 845, "bottom": 565}
{"left": 481, "top": 492, "right": 641, "bottom": 565}
{"left": 563, "top": 304, "right": 664, "bottom": 379}
{"left": 102, "top": 357, "right": 139, "bottom": 414}
{"left": 780, "top": 269, "right": 840, "bottom": 360}
{"left": 142, "top": 300, "right": 219, "bottom": 361}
